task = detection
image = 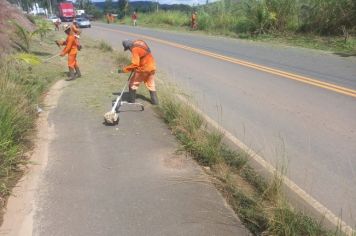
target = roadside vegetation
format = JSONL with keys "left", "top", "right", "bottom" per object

{"left": 0, "top": 17, "right": 62, "bottom": 212}
{"left": 120, "top": 0, "right": 356, "bottom": 54}
{"left": 156, "top": 87, "right": 348, "bottom": 235}
{"left": 97, "top": 40, "right": 114, "bottom": 52}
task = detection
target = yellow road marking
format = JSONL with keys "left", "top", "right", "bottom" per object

{"left": 94, "top": 25, "right": 356, "bottom": 98}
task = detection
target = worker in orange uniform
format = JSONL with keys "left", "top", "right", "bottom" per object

{"left": 118, "top": 40, "right": 158, "bottom": 105}
{"left": 54, "top": 19, "right": 60, "bottom": 31}
{"left": 106, "top": 13, "right": 111, "bottom": 24}
{"left": 58, "top": 24, "right": 81, "bottom": 80}
{"left": 71, "top": 20, "right": 82, "bottom": 50}
{"left": 191, "top": 11, "right": 197, "bottom": 30}
{"left": 131, "top": 11, "right": 137, "bottom": 26}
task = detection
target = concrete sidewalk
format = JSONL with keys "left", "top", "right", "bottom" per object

{"left": 29, "top": 79, "right": 248, "bottom": 235}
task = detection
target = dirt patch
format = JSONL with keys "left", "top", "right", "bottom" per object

{"left": 0, "top": 0, "right": 34, "bottom": 54}
{"left": 162, "top": 153, "right": 190, "bottom": 170}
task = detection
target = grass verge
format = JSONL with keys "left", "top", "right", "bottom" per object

{"left": 155, "top": 86, "right": 341, "bottom": 235}
{"left": 0, "top": 27, "right": 63, "bottom": 221}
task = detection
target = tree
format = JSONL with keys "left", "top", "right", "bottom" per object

{"left": 117, "top": 0, "right": 128, "bottom": 18}
{"left": 298, "top": 0, "right": 356, "bottom": 39}
{"left": 104, "top": 0, "right": 113, "bottom": 13}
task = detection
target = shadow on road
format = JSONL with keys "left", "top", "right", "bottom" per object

{"left": 333, "top": 52, "right": 356, "bottom": 57}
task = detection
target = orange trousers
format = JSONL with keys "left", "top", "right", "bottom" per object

{"left": 129, "top": 71, "right": 156, "bottom": 91}
{"left": 68, "top": 53, "right": 78, "bottom": 69}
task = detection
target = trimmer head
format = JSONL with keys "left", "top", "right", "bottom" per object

{"left": 104, "top": 111, "right": 119, "bottom": 125}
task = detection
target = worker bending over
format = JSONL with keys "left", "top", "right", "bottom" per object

{"left": 118, "top": 40, "right": 158, "bottom": 105}
{"left": 57, "top": 24, "right": 81, "bottom": 81}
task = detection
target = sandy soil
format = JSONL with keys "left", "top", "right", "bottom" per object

{"left": 0, "top": 0, "right": 34, "bottom": 54}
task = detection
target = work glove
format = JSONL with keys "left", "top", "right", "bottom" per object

{"left": 117, "top": 68, "right": 123, "bottom": 74}
{"left": 55, "top": 40, "right": 60, "bottom": 47}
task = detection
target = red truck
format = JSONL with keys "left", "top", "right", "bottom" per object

{"left": 58, "top": 2, "right": 75, "bottom": 22}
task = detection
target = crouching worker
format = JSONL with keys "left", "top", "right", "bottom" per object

{"left": 57, "top": 24, "right": 81, "bottom": 81}
{"left": 118, "top": 40, "right": 158, "bottom": 105}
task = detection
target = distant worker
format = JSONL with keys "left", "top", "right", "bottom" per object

{"left": 191, "top": 11, "right": 197, "bottom": 30}
{"left": 111, "top": 14, "right": 115, "bottom": 23}
{"left": 54, "top": 19, "right": 61, "bottom": 31}
{"left": 118, "top": 40, "right": 158, "bottom": 105}
{"left": 131, "top": 11, "right": 137, "bottom": 26}
{"left": 106, "top": 13, "right": 111, "bottom": 24}
{"left": 57, "top": 24, "right": 81, "bottom": 81}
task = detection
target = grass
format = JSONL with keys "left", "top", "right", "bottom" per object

{"left": 246, "top": 33, "right": 356, "bottom": 55}
{"left": 156, "top": 85, "right": 337, "bottom": 235}
{"left": 97, "top": 40, "right": 113, "bottom": 52}
{"left": 135, "top": 11, "right": 190, "bottom": 28}
{"left": 0, "top": 28, "right": 63, "bottom": 212}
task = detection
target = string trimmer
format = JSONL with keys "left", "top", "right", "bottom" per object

{"left": 43, "top": 54, "right": 60, "bottom": 63}
{"left": 104, "top": 71, "right": 144, "bottom": 125}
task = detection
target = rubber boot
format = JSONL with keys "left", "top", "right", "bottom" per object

{"left": 150, "top": 91, "right": 159, "bottom": 105}
{"left": 67, "top": 68, "right": 76, "bottom": 81}
{"left": 75, "top": 66, "right": 81, "bottom": 78}
{"left": 128, "top": 88, "right": 136, "bottom": 103}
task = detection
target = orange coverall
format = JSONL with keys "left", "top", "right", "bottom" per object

{"left": 60, "top": 34, "right": 78, "bottom": 69}
{"left": 191, "top": 13, "right": 197, "bottom": 29}
{"left": 106, "top": 13, "right": 110, "bottom": 23}
{"left": 123, "top": 40, "right": 156, "bottom": 91}
{"left": 71, "top": 23, "right": 81, "bottom": 50}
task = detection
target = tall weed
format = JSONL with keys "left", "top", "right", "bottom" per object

{"left": 0, "top": 55, "right": 57, "bottom": 199}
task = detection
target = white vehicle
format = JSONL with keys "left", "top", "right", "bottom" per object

{"left": 76, "top": 17, "right": 91, "bottom": 28}
{"left": 29, "top": 3, "right": 47, "bottom": 15}
{"left": 48, "top": 15, "right": 61, "bottom": 23}
{"left": 76, "top": 9, "right": 85, "bottom": 16}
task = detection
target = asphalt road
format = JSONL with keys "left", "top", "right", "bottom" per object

{"left": 85, "top": 22, "right": 356, "bottom": 228}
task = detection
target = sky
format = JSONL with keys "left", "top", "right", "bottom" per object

{"left": 91, "top": 0, "right": 210, "bottom": 6}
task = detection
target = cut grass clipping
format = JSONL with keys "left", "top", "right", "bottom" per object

{"left": 157, "top": 86, "right": 336, "bottom": 235}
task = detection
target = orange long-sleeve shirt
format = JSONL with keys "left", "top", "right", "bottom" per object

{"left": 123, "top": 43, "right": 156, "bottom": 73}
{"left": 61, "top": 34, "right": 78, "bottom": 55}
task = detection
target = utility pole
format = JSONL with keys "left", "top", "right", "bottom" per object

{"left": 48, "top": 0, "right": 53, "bottom": 15}
{"left": 156, "top": 0, "right": 158, "bottom": 12}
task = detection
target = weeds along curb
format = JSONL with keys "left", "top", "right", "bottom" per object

{"left": 0, "top": 23, "right": 63, "bottom": 223}
{"left": 155, "top": 87, "right": 354, "bottom": 235}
